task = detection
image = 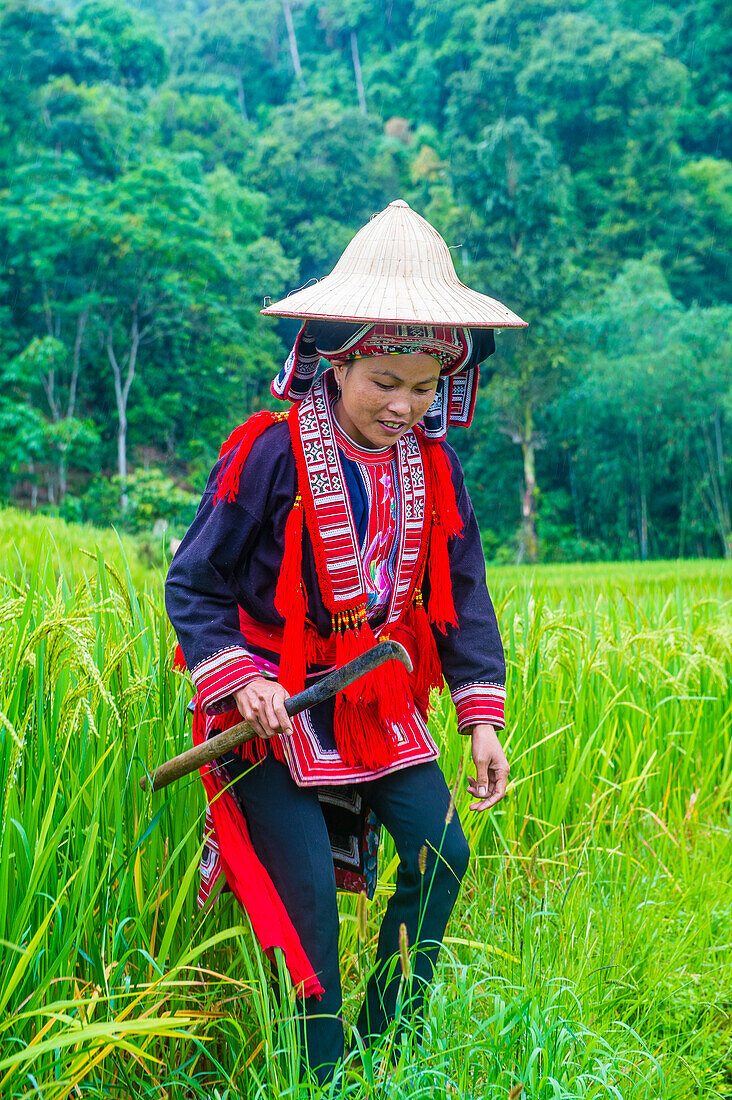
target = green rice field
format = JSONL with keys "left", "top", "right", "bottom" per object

{"left": 0, "top": 507, "right": 730, "bottom": 1099}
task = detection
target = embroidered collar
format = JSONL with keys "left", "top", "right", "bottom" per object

{"left": 332, "top": 413, "right": 396, "bottom": 466}
{"left": 290, "top": 374, "right": 430, "bottom": 627}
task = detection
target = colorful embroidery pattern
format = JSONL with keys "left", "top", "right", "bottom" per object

{"left": 322, "top": 322, "right": 469, "bottom": 372}
{"left": 331, "top": 422, "right": 399, "bottom": 618}
{"left": 451, "top": 681, "right": 506, "bottom": 731}
{"left": 291, "top": 375, "right": 429, "bottom": 625}
{"left": 191, "top": 646, "right": 260, "bottom": 714}
{"left": 282, "top": 705, "right": 439, "bottom": 787}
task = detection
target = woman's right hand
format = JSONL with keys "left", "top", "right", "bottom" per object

{"left": 234, "top": 678, "right": 292, "bottom": 738}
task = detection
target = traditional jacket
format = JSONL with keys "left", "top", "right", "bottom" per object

{"left": 164, "top": 371, "right": 506, "bottom": 995}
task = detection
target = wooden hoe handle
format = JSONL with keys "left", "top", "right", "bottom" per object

{"left": 140, "top": 640, "right": 413, "bottom": 793}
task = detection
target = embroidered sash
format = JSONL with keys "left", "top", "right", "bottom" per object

{"left": 292, "top": 375, "right": 428, "bottom": 628}
{"left": 210, "top": 372, "right": 462, "bottom": 774}
{"left": 282, "top": 375, "right": 433, "bottom": 769}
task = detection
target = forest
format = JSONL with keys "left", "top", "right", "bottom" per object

{"left": 1, "top": 0, "right": 730, "bottom": 562}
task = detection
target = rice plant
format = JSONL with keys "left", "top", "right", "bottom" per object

{"left": 0, "top": 519, "right": 730, "bottom": 1099}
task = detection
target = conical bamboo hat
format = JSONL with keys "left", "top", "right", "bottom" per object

{"left": 261, "top": 200, "right": 527, "bottom": 329}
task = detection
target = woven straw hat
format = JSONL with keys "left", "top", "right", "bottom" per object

{"left": 261, "top": 200, "right": 527, "bottom": 329}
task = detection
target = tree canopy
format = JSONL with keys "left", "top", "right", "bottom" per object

{"left": 1, "top": 0, "right": 729, "bottom": 559}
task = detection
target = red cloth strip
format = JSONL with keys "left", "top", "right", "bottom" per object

{"left": 452, "top": 682, "right": 506, "bottom": 731}
{"left": 192, "top": 700, "right": 324, "bottom": 1000}
{"left": 190, "top": 646, "right": 262, "bottom": 714}
{"left": 237, "top": 607, "right": 338, "bottom": 667}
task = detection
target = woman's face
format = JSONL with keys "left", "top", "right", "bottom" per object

{"left": 332, "top": 353, "right": 440, "bottom": 449}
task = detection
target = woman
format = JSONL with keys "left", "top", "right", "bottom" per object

{"left": 165, "top": 201, "right": 524, "bottom": 1083}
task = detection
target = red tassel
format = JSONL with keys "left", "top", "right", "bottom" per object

{"left": 334, "top": 609, "right": 377, "bottom": 703}
{"left": 410, "top": 596, "right": 444, "bottom": 700}
{"left": 428, "top": 516, "right": 458, "bottom": 633}
{"left": 423, "top": 440, "right": 463, "bottom": 538}
{"left": 332, "top": 609, "right": 410, "bottom": 726}
{"left": 331, "top": 609, "right": 396, "bottom": 768}
{"left": 172, "top": 643, "right": 187, "bottom": 671}
{"left": 418, "top": 435, "right": 462, "bottom": 633}
{"left": 213, "top": 411, "right": 283, "bottom": 506}
{"left": 275, "top": 495, "right": 308, "bottom": 695}
{"left": 334, "top": 611, "right": 365, "bottom": 694}
{"left": 333, "top": 694, "right": 395, "bottom": 769}
{"left": 374, "top": 642, "right": 413, "bottom": 725}
{"left": 237, "top": 733, "right": 287, "bottom": 766}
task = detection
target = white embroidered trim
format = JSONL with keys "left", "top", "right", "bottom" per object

{"left": 451, "top": 681, "right": 506, "bottom": 732}
{"left": 191, "top": 645, "right": 252, "bottom": 677}
{"left": 191, "top": 646, "right": 260, "bottom": 714}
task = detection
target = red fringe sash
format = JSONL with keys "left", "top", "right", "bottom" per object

{"left": 192, "top": 700, "right": 323, "bottom": 1000}
{"left": 213, "top": 410, "right": 287, "bottom": 506}
{"left": 184, "top": 401, "right": 465, "bottom": 773}
{"left": 419, "top": 434, "right": 463, "bottom": 633}
{"left": 282, "top": 401, "right": 464, "bottom": 770}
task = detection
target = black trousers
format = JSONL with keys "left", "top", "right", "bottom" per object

{"left": 223, "top": 750, "right": 470, "bottom": 1083}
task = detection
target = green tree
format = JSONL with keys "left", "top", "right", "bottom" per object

{"left": 2, "top": 156, "right": 102, "bottom": 503}
{"left": 0, "top": 0, "right": 76, "bottom": 165}
{"left": 316, "top": 0, "right": 373, "bottom": 114}
{"left": 188, "top": 0, "right": 284, "bottom": 119}
{"left": 246, "top": 100, "right": 402, "bottom": 283}
{"left": 72, "top": 0, "right": 168, "bottom": 90}
{"left": 148, "top": 89, "right": 250, "bottom": 172}
{"left": 443, "top": 117, "right": 577, "bottom": 561}
{"left": 2, "top": 148, "right": 292, "bottom": 504}
{"left": 443, "top": 0, "right": 585, "bottom": 141}
{"left": 674, "top": 157, "right": 732, "bottom": 305}
{"left": 0, "top": 337, "right": 99, "bottom": 504}
{"left": 36, "top": 76, "right": 141, "bottom": 178}
{"left": 517, "top": 13, "right": 692, "bottom": 281}
{"left": 673, "top": 0, "right": 732, "bottom": 159}
{"left": 563, "top": 258, "right": 732, "bottom": 558}
{"left": 0, "top": 347, "right": 49, "bottom": 505}
{"left": 84, "top": 155, "right": 281, "bottom": 500}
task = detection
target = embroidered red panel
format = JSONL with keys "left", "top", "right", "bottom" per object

{"left": 291, "top": 374, "right": 429, "bottom": 627}
{"left": 279, "top": 707, "right": 439, "bottom": 787}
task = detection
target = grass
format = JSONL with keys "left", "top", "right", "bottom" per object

{"left": 0, "top": 512, "right": 730, "bottom": 1098}
{"left": 0, "top": 506, "right": 161, "bottom": 592}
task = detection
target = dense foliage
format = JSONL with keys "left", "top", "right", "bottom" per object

{"left": 1, "top": 0, "right": 730, "bottom": 560}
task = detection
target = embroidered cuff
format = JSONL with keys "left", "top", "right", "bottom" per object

{"left": 191, "top": 646, "right": 262, "bottom": 715}
{"left": 451, "top": 681, "right": 506, "bottom": 732}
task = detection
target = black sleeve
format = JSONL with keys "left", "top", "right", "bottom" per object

{"left": 425, "top": 443, "right": 507, "bottom": 730}
{"left": 164, "top": 422, "right": 293, "bottom": 713}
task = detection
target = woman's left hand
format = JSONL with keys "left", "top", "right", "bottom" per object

{"left": 467, "top": 724, "right": 510, "bottom": 812}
